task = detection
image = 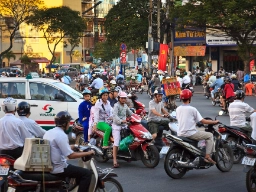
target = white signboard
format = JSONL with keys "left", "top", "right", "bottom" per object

{"left": 206, "top": 29, "right": 237, "bottom": 46}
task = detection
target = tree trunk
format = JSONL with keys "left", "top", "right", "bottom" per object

{"left": 243, "top": 60, "right": 250, "bottom": 74}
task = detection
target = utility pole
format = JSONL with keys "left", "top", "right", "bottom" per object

{"left": 157, "top": 0, "right": 161, "bottom": 43}
{"left": 148, "top": 0, "right": 153, "bottom": 75}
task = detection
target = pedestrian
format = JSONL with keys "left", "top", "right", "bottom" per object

{"left": 192, "top": 72, "right": 196, "bottom": 86}
{"left": 245, "top": 81, "right": 255, "bottom": 96}
{"left": 236, "top": 68, "right": 244, "bottom": 81}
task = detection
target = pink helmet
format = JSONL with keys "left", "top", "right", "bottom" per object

{"left": 118, "top": 91, "right": 127, "bottom": 98}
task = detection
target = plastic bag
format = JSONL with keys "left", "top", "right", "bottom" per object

{"left": 119, "top": 135, "right": 134, "bottom": 151}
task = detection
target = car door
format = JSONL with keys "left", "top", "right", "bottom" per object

{"left": 28, "top": 82, "right": 68, "bottom": 130}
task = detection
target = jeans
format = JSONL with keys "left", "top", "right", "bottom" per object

{"left": 97, "top": 122, "right": 112, "bottom": 147}
{"left": 0, "top": 147, "right": 23, "bottom": 159}
{"left": 83, "top": 120, "right": 89, "bottom": 143}
{"left": 54, "top": 164, "right": 92, "bottom": 192}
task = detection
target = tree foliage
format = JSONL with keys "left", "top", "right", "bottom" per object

{"left": 93, "top": 41, "right": 119, "bottom": 62}
{"left": 171, "top": 0, "right": 256, "bottom": 73}
{"left": 27, "top": 6, "right": 86, "bottom": 66}
{"left": 2, "top": 51, "right": 16, "bottom": 65}
{"left": 0, "top": 0, "right": 43, "bottom": 67}
{"left": 104, "top": 0, "right": 149, "bottom": 50}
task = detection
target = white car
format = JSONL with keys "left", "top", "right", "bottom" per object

{"left": 29, "top": 72, "right": 40, "bottom": 78}
{"left": 0, "top": 77, "right": 83, "bottom": 130}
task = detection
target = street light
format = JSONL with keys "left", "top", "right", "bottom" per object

{"left": 0, "top": 14, "right": 5, "bottom": 68}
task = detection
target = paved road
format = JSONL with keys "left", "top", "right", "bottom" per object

{"left": 69, "top": 90, "right": 256, "bottom": 192}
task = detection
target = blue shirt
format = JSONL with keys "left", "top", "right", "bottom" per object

{"left": 78, "top": 100, "right": 92, "bottom": 128}
{"left": 244, "top": 74, "right": 250, "bottom": 83}
{"left": 211, "top": 78, "right": 224, "bottom": 93}
{"left": 137, "top": 74, "right": 143, "bottom": 83}
{"left": 90, "top": 78, "right": 103, "bottom": 89}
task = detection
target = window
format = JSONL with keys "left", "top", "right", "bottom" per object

{"left": 30, "top": 82, "right": 75, "bottom": 102}
{"left": 0, "top": 82, "right": 25, "bottom": 99}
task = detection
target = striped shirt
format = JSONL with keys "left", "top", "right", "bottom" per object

{"left": 228, "top": 100, "right": 254, "bottom": 127}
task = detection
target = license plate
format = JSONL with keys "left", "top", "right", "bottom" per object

{"left": 221, "top": 134, "right": 228, "bottom": 140}
{"left": 0, "top": 165, "right": 9, "bottom": 175}
{"left": 242, "top": 156, "right": 256, "bottom": 166}
{"left": 160, "top": 146, "right": 170, "bottom": 155}
{"left": 7, "top": 187, "right": 16, "bottom": 192}
{"left": 189, "top": 87, "right": 193, "bottom": 90}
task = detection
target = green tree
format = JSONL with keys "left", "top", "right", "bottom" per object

{"left": 104, "top": 0, "right": 149, "bottom": 50}
{"left": 27, "top": 6, "right": 86, "bottom": 71}
{"left": 0, "top": 0, "right": 43, "bottom": 68}
{"left": 20, "top": 54, "right": 32, "bottom": 75}
{"left": 171, "top": 0, "right": 256, "bottom": 73}
{"left": 2, "top": 51, "right": 16, "bottom": 66}
{"left": 93, "top": 41, "right": 119, "bottom": 62}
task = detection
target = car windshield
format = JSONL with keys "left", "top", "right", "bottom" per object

{"left": 52, "top": 82, "right": 83, "bottom": 99}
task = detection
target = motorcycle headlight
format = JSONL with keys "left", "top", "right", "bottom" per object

{"left": 140, "top": 131, "right": 153, "bottom": 140}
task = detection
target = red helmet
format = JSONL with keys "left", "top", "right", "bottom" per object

{"left": 180, "top": 89, "right": 192, "bottom": 100}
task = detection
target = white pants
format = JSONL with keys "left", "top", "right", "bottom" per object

{"left": 112, "top": 124, "right": 121, "bottom": 146}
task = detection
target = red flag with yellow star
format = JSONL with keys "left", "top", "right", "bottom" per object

{"left": 158, "top": 44, "right": 168, "bottom": 71}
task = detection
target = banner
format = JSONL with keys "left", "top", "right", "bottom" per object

{"left": 158, "top": 44, "right": 168, "bottom": 71}
{"left": 174, "top": 46, "right": 206, "bottom": 56}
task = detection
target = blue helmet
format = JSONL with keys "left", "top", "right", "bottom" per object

{"left": 119, "top": 71, "right": 122, "bottom": 74}
{"left": 99, "top": 87, "right": 109, "bottom": 97}
{"left": 82, "top": 88, "right": 91, "bottom": 95}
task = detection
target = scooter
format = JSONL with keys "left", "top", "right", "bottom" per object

{"left": 93, "top": 114, "right": 160, "bottom": 168}
{"left": 130, "top": 95, "right": 148, "bottom": 120}
{"left": 7, "top": 138, "right": 123, "bottom": 192}
{"left": 0, "top": 155, "right": 15, "bottom": 192}
{"left": 70, "top": 118, "right": 85, "bottom": 146}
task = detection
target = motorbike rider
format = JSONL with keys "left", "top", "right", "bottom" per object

{"left": 0, "top": 97, "right": 33, "bottom": 159}
{"left": 210, "top": 73, "right": 224, "bottom": 102}
{"left": 17, "top": 101, "right": 46, "bottom": 138}
{"left": 43, "top": 111, "right": 94, "bottom": 192}
{"left": 116, "top": 71, "right": 124, "bottom": 82}
{"left": 176, "top": 89, "right": 219, "bottom": 164}
{"left": 112, "top": 92, "right": 133, "bottom": 168}
{"left": 88, "top": 96, "right": 98, "bottom": 141}
{"left": 93, "top": 88, "right": 113, "bottom": 149}
{"left": 90, "top": 74, "right": 103, "bottom": 96}
{"left": 222, "top": 77, "right": 235, "bottom": 111}
{"left": 108, "top": 87, "right": 119, "bottom": 107}
{"left": 78, "top": 88, "right": 92, "bottom": 143}
{"left": 147, "top": 89, "right": 170, "bottom": 141}
{"left": 181, "top": 71, "right": 191, "bottom": 89}
{"left": 151, "top": 73, "right": 161, "bottom": 95}
{"left": 228, "top": 90, "right": 256, "bottom": 135}
{"left": 231, "top": 74, "right": 241, "bottom": 91}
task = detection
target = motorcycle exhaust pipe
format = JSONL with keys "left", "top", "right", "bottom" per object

{"left": 175, "top": 161, "right": 197, "bottom": 168}
{"left": 236, "top": 144, "right": 245, "bottom": 151}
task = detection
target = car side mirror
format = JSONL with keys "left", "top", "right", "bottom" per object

{"left": 55, "top": 93, "right": 65, "bottom": 101}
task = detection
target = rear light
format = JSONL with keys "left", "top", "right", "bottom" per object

{"left": 218, "top": 127, "right": 227, "bottom": 133}
{"left": 0, "top": 157, "right": 15, "bottom": 166}
{"left": 244, "top": 148, "right": 256, "bottom": 155}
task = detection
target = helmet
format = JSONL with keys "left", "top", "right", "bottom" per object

{"left": 119, "top": 71, "right": 122, "bottom": 74}
{"left": 55, "top": 111, "right": 73, "bottom": 127}
{"left": 17, "top": 101, "right": 30, "bottom": 116}
{"left": 110, "top": 80, "right": 116, "bottom": 85}
{"left": 91, "top": 96, "right": 98, "bottom": 105}
{"left": 99, "top": 87, "right": 109, "bottom": 97}
{"left": 110, "top": 87, "right": 119, "bottom": 93}
{"left": 180, "top": 89, "right": 192, "bottom": 100}
{"left": 176, "top": 71, "right": 180, "bottom": 76}
{"left": 1, "top": 97, "right": 17, "bottom": 113}
{"left": 184, "top": 72, "right": 187, "bottom": 75}
{"left": 235, "top": 90, "right": 245, "bottom": 99}
{"left": 102, "top": 71, "right": 107, "bottom": 75}
{"left": 131, "top": 76, "right": 135, "bottom": 80}
{"left": 82, "top": 88, "right": 91, "bottom": 95}
{"left": 231, "top": 74, "right": 237, "bottom": 79}
{"left": 118, "top": 91, "right": 127, "bottom": 98}
{"left": 225, "top": 77, "right": 231, "bottom": 82}
{"left": 154, "top": 89, "right": 163, "bottom": 95}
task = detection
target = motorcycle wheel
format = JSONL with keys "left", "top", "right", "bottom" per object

{"left": 164, "top": 148, "right": 188, "bottom": 179}
{"left": 96, "top": 178, "right": 123, "bottom": 192}
{"left": 75, "top": 133, "right": 86, "bottom": 146}
{"left": 226, "top": 137, "right": 243, "bottom": 164}
{"left": 94, "top": 138, "right": 109, "bottom": 163}
{"left": 215, "top": 143, "right": 234, "bottom": 172}
{"left": 246, "top": 167, "right": 256, "bottom": 192}
{"left": 140, "top": 145, "right": 160, "bottom": 168}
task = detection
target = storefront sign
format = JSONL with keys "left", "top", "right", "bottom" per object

{"left": 174, "top": 46, "right": 206, "bottom": 56}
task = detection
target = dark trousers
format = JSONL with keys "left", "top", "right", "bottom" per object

{"left": 91, "top": 88, "right": 99, "bottom": 96}
{"left": 0, "top": 147, "right": 23, "bottom": 159}
{"left": 54, "top": 164, "right": 92, "bottom": 192}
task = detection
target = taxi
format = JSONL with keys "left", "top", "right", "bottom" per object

{"left": 0, "top": 75, "right": 83, "bottom": 130}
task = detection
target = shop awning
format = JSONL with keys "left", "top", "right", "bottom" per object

{"left": 10, "top": 57, "right": 50, "bottom": 65}
{"left": 174, "top": 46, "right": 206, "bottom": 56}
{"left": 46, "top": 64, "right": 59, "bottom": 68}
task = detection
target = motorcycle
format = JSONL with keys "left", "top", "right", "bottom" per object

{"left": 93, "top": 114, "right": 160, "bottom": 168}
{"left": 211, "top": 88, "right": 221, "bottom": 106}
{"left": 7, "top": 138, "right": 123, "bottom": 192}
{"left": 242, "top": 144, "right": 256, "bottom": 192}
{"left": 162, "top": 112, "right": 234, "bottom": 179}
{"left": 130, "top": 95, "right": 148, "bottom": 120}
{"left": 203, "top": 83, "right": 211, "bottom": 99}
{"left": 218, "top": 115, "right": 252, "bottom": 164}
{"left": 0, "top": 155, "right": 15, "bottom": 192}
{"left": 70, "top": 118, "right": 85, "bottom": 146}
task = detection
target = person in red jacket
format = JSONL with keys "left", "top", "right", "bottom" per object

{"left": 222, "top": 77, "right": 235, "bottom": 111}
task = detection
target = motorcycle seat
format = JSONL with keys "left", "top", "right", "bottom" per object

{"left": 15, "top": 170, "right": 62, "bottom": 181}
{"left": 178, "top": 137, "right": 198, "bottom": 145}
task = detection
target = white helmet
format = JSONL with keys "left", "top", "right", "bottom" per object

{"left": 2, "top": 97, "right": 17, "bottom": 113}
{"left": 118, "top": 91, "right": 127, "bottom": 98}
{"left": 110, "top": 80, "right": 116, "bottom": 85}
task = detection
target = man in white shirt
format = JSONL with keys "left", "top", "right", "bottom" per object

{"left": 0, "top": 97, "right": 33, "bottom": 158}
{"left": 17, "top": 101, "right": 46, "bottom": 138}
{"left": 90, "top": 74, "right": 104, "bottom": 95}
{"left": 181, "top": 72, "right": 191, "bottom": 88}
{"left": 43, "top": 111, "right": 94, "bottom": 192}
{"left": 176, "top": 72, "right": 182, "bottom": 88}
{"left": 176, "top": 89, "right": 219, "bottom": 164}
{"left": 250, "top": 112, "right": 256, "bottom": 143}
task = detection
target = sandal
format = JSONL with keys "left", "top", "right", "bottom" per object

{"left": 204, "top": 157, "right": 216, "bottom": 164}
{"left": 113, "top": 163, "right": 120, "bottom": 168}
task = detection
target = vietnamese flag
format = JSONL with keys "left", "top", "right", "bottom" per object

{"left": 158, "top": 44, "right": 168, "bottom": 71}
